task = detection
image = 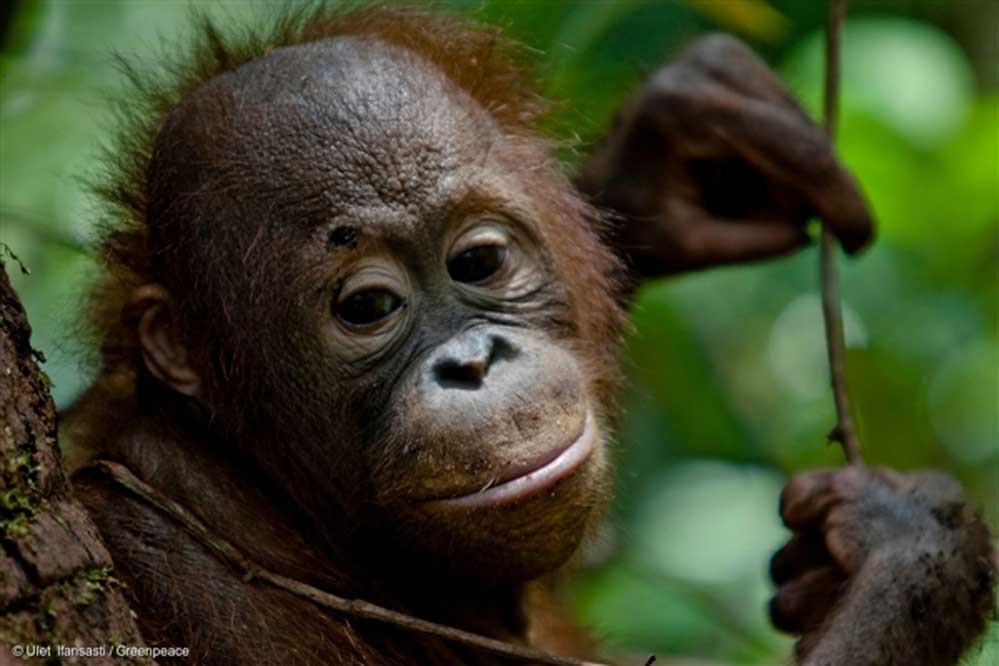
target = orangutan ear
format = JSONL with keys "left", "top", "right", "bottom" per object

{"left": 126, "top": 284, "right": 202, "bottom": 399}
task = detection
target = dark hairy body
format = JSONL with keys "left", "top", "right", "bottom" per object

{"left": 60, "top": 5, "right": 995, "bottom": 665}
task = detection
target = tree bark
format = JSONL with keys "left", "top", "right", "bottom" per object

{"left": 0, "top": 260, "right": 150, "bottom": 665}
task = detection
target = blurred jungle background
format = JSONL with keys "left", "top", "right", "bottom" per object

{"left": 1, "top": 1, "right": 996, "bottom": 664}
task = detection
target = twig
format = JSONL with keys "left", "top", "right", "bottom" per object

{"left": 820, "top": 0, "right": 863, "bottom": 466}
{"left": 90, "top": 460, "right": 612, "bottom": 666}
{"left": 0, "top": 243, "right": 30, "bottom": 275}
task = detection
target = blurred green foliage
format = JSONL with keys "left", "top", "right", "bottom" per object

{"left": 1, "top": 2, "right": 996, "bottom": 664}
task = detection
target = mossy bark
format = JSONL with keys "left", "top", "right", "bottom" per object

{"left": 0, "top": 261, "right": 151, "bottom": 665}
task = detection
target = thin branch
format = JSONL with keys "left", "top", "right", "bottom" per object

{"left": 820, "top": 0, "right": 863, "bottom": 466}
{"left": 90, "top": 460, "right": 614, "bottom": 666}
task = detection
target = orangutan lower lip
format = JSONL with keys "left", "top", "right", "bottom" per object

{"left": 426, "top": 411, "right": 597, "bottom": 510}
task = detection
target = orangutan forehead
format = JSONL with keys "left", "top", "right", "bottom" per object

{"left": 153, "top": 36, "right": 503, "bottom": 225}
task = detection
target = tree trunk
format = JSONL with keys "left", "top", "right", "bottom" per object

{"left": 0, "top": 260, "right": 150, "bottom": 665}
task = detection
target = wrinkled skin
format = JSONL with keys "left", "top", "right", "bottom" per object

{"left": 64, "top": 10, "right": 995, "bottom": 666}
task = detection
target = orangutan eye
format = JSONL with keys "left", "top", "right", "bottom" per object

{"left": 336, "top": 289, "right": 403, "bottom": 327}
{"left": 448, "top": 244, "right": 507, "bottom": 284}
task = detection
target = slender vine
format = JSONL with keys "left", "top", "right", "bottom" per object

{"left": 91, "top": 461, "right": 614, "bottom": 666}
{"left": 820, "top": 0, "right": 864, "bottom": 466}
